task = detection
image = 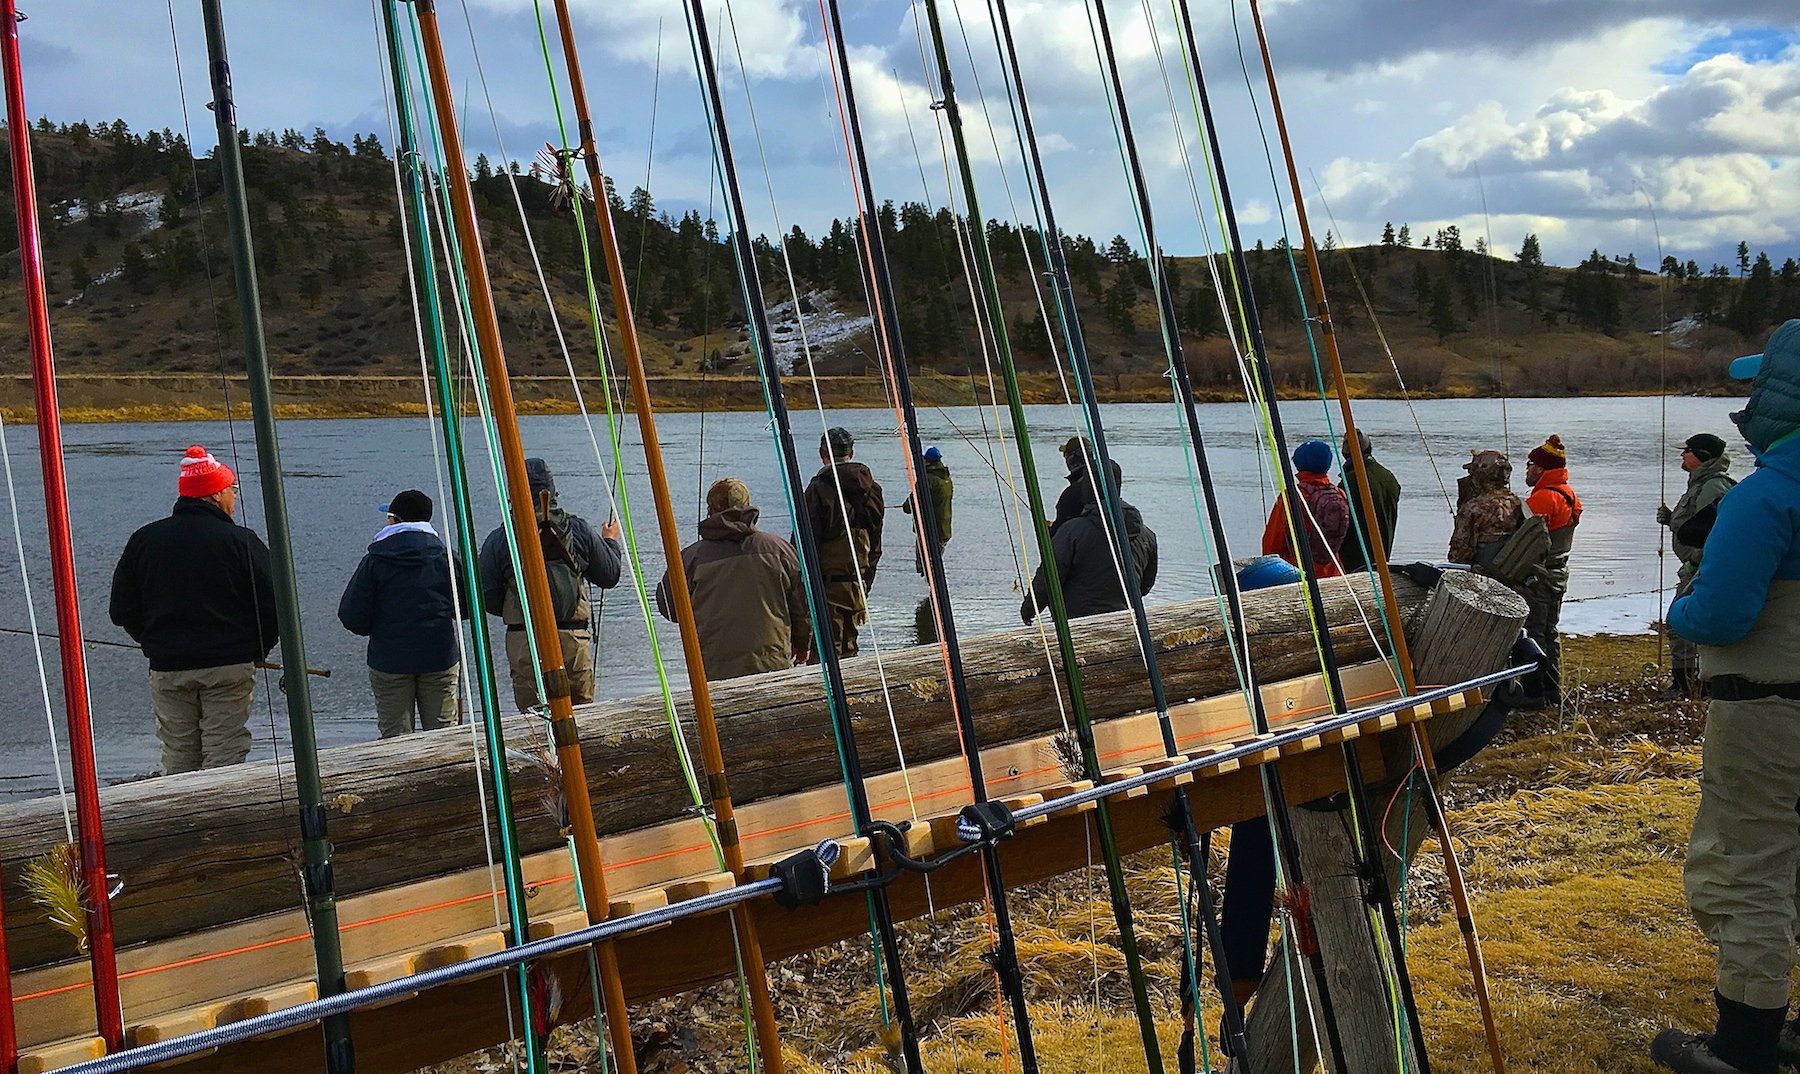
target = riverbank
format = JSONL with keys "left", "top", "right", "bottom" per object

{"left": 0, "top": 373, "right": 1740, "bottom": 424}
{"left": 430, "top": 632, "right": 1713, "bottom": 1074}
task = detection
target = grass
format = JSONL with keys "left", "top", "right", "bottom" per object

{"left": 434, "top": 633, "right": 1747, "bottom": 1074}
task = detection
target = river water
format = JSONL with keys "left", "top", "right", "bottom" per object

{"left": 0, "top": 395, "right": 1743, "bottom": 798}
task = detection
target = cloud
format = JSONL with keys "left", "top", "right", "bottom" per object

{"left": 1313, "top": 48, "right": 1800, "bottom": 263}
{"left": 1252, "top": 0, "right": 1800, "bottom": 74}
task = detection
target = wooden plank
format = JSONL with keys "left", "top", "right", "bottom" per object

{"left": 17, "top": 1038, "right": 106, "bottom": 1074}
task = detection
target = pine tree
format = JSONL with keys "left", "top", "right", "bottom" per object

{"left": 1397, "top": 224, "right": 1411, "bottom": 247}
{"left": 1737, "top": 241, "right": 1751, "bottom": 277}
{"left": 1411, "top": 262, "right": 1432, "bottom": 310}
{"left": 1381, "top": 222, "right": 1395, "bottom": 247}
{"left": 1103, "top": 271, "right": 1138, "bottom": 336}
{"left": 1518, "top": 233, "right": 1545, "bottom": 310}
{"left": 1428, "top": 276, "right": 1460, "bottom": 341}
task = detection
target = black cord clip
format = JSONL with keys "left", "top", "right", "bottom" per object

{"left": 772, "top": 840, "right": 841, "bottom": 909}
{"left": 955, "top": 801, "right": 1015, "bottom": 846}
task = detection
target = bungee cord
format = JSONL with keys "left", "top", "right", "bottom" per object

{"left": 680, "top": 3, "right": 928, "bottom": 1069}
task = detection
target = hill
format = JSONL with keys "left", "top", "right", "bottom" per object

{"left": 0, "top": 118, "right": 1787, "bottom": 413}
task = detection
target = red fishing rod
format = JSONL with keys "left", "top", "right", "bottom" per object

{"left": 0, "top": 0, "right": 125, "bottom": 1052}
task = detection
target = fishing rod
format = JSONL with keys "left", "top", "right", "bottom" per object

{"left": 819, "top": 0, "right": 1042, "bottom": 1066}
{"left": 914, "top": 1, "right": 1174, "bottom": 1068}
{"left": 197, "top": 2, "right": 353, "bottom": 1068}
{"left": 1158, "top": 0, "right": 1431, "bottom": 1066}
{"left": 1240, "top": 1, "right": 1505, "bottom": 1067}
{"left": 409, "top": 4, "right": 639, "bottom": 1071}
{"left": 377, "top": 2, "right": 544, "bottom": 1068}
{"left": 537, "top": 1, "right": 787, "bottom": 1067}
{"left": 682, "top": 3, "right": 925, "bottom": 1070}
{"left": 0, "top": 0, "right": 124, "bottom": 1051}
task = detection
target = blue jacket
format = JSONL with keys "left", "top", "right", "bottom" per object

{"left": 1668, "top": 433, "right": 1800, "bottom": 647}
{"left": 338, "top": 525, "right": 464, "bottom": 675}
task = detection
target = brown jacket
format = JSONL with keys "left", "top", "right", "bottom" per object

{"left": 655, "top": 506, "right": 810, "bottom": 680}
{"left": 803, "top": 460, "right": 884, "bottom": 593}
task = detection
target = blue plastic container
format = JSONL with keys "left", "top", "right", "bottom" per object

{"left": 1237, "top": 554, "right": 1302, "bottom": 592}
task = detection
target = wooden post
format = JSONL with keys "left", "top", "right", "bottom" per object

{"left": 1234, "top": 571, "right": 1528, "bottom": 1072}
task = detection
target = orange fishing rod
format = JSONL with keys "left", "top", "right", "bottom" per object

{"left": 411, "top": 4, "right": 637, "bottom": 1071}
{"left": 1242, "top": 2, "right": 1507, "bottom": 1069}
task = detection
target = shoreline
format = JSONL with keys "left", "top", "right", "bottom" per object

{"left": 0, "top": 372, "right": 1740, "bottom": 424}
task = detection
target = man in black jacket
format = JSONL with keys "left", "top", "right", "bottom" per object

{"left": 339, "top": 490, "right": 464, "bottom": 737}
{"left": 109, "top": 445, "right": 277, "bottom": 775}
{"left": 1022, "top": 452, "right": 1157, "bottom": 622}
{"left": 478, "top": 458, "right": 623, "bottom": 712}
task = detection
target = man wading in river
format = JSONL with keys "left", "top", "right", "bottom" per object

{"left": 109, "top": 445, "right": 278, "bottom": 774}
{"left": 478, "top": 458, "right": 622, "bottom": 712}
{"left": 1652, "top": 320, "right": 1800, "bottom": 1074}
{"left": 802, "top": 427, "right": 883, "bottom": 657}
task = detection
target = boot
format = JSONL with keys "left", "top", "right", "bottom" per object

{"left": 1654, "top": 992, "right": 1786, "bottom": 1074}
{"left": 1657, "top": 667, "right": 1691, "bottom": 702}
{"left": 1778, "top": 1018, "right": 1800, "bottom": 1069}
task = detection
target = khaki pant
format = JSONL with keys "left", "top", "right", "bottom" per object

{"left": 504, "top": 628, "right": 594, "bottom": 712}
{"left": 824, "top": 580, "right": 866, "bottom": 657}
{"left": 370, "top": 667, "right": 461, "bottom": 738}
{"left": 1685, "top": 695, "right": 1800, "bottom": 1009}
{"left": 150, "top": 662, "right": 256, "bottom": 775}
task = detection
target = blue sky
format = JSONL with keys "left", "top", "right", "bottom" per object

{"left": 12, "top": 0, "right": 1800, "bottom": 271}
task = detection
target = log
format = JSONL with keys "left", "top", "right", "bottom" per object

{"left": 0, "top": 576, "right": 1422, "bottom": 970}
{"left": 1410, "top": 569, "right": 1529, "bottom": 689}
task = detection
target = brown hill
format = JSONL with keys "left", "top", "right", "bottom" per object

{"left": 0, "top": 120, "right": 1784, "bottom": 406}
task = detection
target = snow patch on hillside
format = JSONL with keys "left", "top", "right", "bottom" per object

{"left": 764, "top": 290, "right": 872, "bottom": 374}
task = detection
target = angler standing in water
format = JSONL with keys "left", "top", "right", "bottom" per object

{"left": 1339, "top": 429, "right": 1401, "bottom": 573}
{"left": 1659, "top": 433, "right": 1736, "bottom": 700}
{"left": 109, "top": 445, "right": 278, "bottom": 774}
{"left": 900, "top": 444, "right": 953, "bottom": 575}
{"left": 802, "top": 427, "right": 883, "bottom": 656}
{"left": 1653, "top": 322, "right": 1800, "bottom": 1074}
{"left": 478, "top": 458, "right": 622, "bottom": 712}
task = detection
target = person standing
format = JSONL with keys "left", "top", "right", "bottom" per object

{"left": 338, "top": 490, "right": 464, "bottom": 737}
{"left": 1261, "top": 439, "right": 1350, "bottom": 578}
{"left": 109, "top": 445, "right": 277, "bottom": 775}
{"left": 1447, "top": 449, "right": 1522, "bottom": 570}
{"left": 802, "top": 427, "right": 883, "bottom": 656}
{"left": 1658, "top": 433, "right": 1736, "bottom": 700}
{"left": 1521, "top": 434, "right": 1582, "bottom": 707}
{"left": 1022, "top": 451, "right": 1155, "bottom": 622}
{"left": 900, "top": 444, "right": 953, "bottom": 575}
{"left": 1339, "top": 429, "right": 1402, "bottom": 573}
{"left": 656, "top": 478, "right": 810, "bottom": 679}
{"left": 478, "top": 458, "right": 623, "bottom": 712}
{"left": 1652, "top": 321, "right": 1800, "bottom": 1074}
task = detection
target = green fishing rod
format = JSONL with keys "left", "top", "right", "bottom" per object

{"left": 377, "top": 4, "right": 542, "bottom": 1069}
{"left": 820, "top": 0, "right": 1038, "bottom": 1066}
{"left": 1139, "top": 0, "right": 1432, "bottom": 1065}
{"left": 197, "top": 2, "right": 352, "bottom": 1070}
{"left": 682, "top": 3, "right": 925, "bottom": 1070}
{"left": 914, "top": 2, "right": 1167, "bottom": 1069}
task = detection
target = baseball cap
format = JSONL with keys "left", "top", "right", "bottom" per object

{"left": 1730, "top": 353, "right": 1763, "bottom": 380}
{"left": 381, "top": 489, "right": 433, "bottom": 522}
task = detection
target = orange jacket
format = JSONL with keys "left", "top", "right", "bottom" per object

{"left": 1526, "top": 468, "right": 1582, "bottom": 531}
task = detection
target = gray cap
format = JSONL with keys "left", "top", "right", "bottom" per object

{"left": 525, "top": 458, "right": 556, "bottom": 497}
{"left": 821, "top": 427, "right": 854, "bottom": 459}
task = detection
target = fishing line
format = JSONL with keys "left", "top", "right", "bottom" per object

{"left": 0, "top": 411, "right": 72, "bottom": 840}
{"left": 1474, "top": 164, "right": 1508, "bottom": 455}
{"left": 1637, "top": 183, "right": 1670, "bottom": 668}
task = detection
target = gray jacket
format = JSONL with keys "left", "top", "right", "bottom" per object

{"left": 1668, "top": 453, "right": 1736, "bottom": 582}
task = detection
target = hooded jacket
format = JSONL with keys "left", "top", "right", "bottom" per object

{"left": 900, "top": 457, "right": 954, "bottom": 545}
{"left": 477, "top": 503, "right": 622, "bottom": 630}
{"left": 338, "top": 524, "right": 464, "bottom": 675}
{"left": 1669, "top": 325, "right": 1800, "bottom": 677}
{"left": 1023, "top": 487, "right": 1157, "bottom": 621}
{"left": 109, "top": 498, "right": 279, "bottom": 672}
{"left": 657, "top": 506, "right": 810, "bottom": 679}
{"left": 1448, "top": 453, "right": 1522, "bottom": 566}
{"left": 1668, "top": 451, "right": 1736, "bottom": 579}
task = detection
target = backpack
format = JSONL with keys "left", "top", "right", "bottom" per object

{"left": 1294, "top": 480, "right": 1350, "bottom": 564}
{"left": 1484, "top": 513, "right": 1548, "bottom": 586}
{"left": 537, "top": 507, "right": 589, "bottom": 626}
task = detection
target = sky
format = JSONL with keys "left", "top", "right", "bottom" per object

{"left": 12, "top": 0, "right": 1800, "bottom": 271}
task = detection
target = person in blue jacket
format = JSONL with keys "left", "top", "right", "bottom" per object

{"left": 1653, "top": 320, "right": 1800, "bottom": 1074}
{"left": 338, "top": 489, "right": 465, "bottom": 738}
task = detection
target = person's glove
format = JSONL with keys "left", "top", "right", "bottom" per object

{"left": 1656, "top": 504, "right": 1672, "bottom": 526}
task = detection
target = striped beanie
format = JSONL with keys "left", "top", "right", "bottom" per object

{"left": 1527, "top": 434, "right": 1566, "bottom": 470}
{"left": 178, "top": 445, "right": 236, "bottom": 499}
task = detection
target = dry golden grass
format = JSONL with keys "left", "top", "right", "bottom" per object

{"left": 433, "top": 635, "right": 1747, "bottom": 1074}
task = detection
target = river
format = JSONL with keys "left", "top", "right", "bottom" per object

{"left": 0, "top": 395, "right": 1743, "bottom": 798}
